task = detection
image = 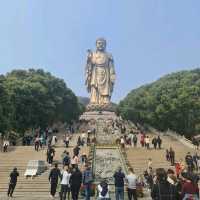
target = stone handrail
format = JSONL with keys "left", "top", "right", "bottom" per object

{"left": 149, "top": 126, "right": 196, "bottom": 149}
{"left": 164, "top": 130, "right": 195, "bottom": 149}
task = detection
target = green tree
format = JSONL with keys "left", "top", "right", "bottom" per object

{"left": 1, "top": 69, "right": 82, "bottom": 136}
{"left": 118, "top": 68, "right": 200, "bottom": 137}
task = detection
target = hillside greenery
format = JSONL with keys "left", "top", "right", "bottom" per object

{"left": 0, "top": 69, "right": 83, "bottom": 136}
{"left": 118, "top": 69, "right": 200, "bottom": 137}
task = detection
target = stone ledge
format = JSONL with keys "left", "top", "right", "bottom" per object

{"left": 80, "top": 111, "right": 118, "bottom": 121}
{"left": 86, "top": 103, "right": 116, "bottom": 112}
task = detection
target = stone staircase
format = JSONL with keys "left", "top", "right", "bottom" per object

{"left": 0, "top": 135, "right": 89, "bottom": 200}
{"left": 0, "top": 122, "right": 198, "bottom": 200}
{"left": 126, "top": 134, "right": 197, "bottom": 175}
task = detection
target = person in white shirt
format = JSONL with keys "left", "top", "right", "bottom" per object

{"left": 147, "top": 158, "right": 153, "bottom": 173}
{"left": 3, "top": 140, "right": 9, "bottom": 152}
{"left": 51, "top": 135, "right": 57, "bottom": 146}
{"left": 120, "top": 137, "right": 125, "bottom": 148}
{"left": 126, "top": 167, "right": 138, "bottom": 200}
{"left": 64, "top": 134, "right": 70, "bottom": 148}
{"left": 82, "top": 133, "right": 86, "bottom": 139}
{"left": 71, "top": 155, "right": 79, "bottom": 169}
{"left": 145, "top": 136, "right": 150, "bottom": 149}
{"left": 60, "top": 166, "right": 71, "bottom": 200}
{"left": 97, "top": 179, "right": 110, "bottom": 200}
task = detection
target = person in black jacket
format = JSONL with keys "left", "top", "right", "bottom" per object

{"left": 73, "top": 145, "right": 80, "bottom": 156}
{"left": 169, "top": 147, "right": 175, "bottom": 166}
{"left": 47, "top": 145, "right": 55, "bottom": 165}
{"left": 70, "top": 166, "right": 82, "bottom": 200}
{"left": 152, "top": 137, "right": 158, "bottom": 149}
{"left": 49, "top": 163, "right": 62, "bottom": 197}
{"left": 151, "top": 168, "right": 179, "bottom": 200}
{"left": 157, "top": 136, "right": 162, "bottom": 149}
{"left": 185, "top": 152, "right": 194, "bottom": 172}
{"left": 113, "top": 166, "right": 125, "bottom": 200}
{"left": 7, "top": 167, "right": 19, "bottom": 197}
{"left": 63, "top": 152, "right": 71, "bottom": 167}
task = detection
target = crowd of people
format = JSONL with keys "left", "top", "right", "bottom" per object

{"left": 144, "top": 151, "right": 200, "bottom": 200}
{"left": 119, "top": 131, "right": 162, "bottom": 150}
{"left": 150, "top": 167, "right": 199, "bottom": 200}
{"left": 48, "top": 133, "right": 95, "bottom": 200}
{"left": 4, "top": 121, "right": 200, "bottom": 200}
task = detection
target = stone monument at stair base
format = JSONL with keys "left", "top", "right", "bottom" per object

{"left": 79, "top": 111, "right": 120, "bottom": 145}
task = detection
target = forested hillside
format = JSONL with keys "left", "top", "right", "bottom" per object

{"left": 118, "top": 69, "right": 200, "bottom": 137}
{"left": 0, "top": 69, "right": 83, "bottom": 135}
{"left": 78, "top": 96, "right": 90, "bottom": 106}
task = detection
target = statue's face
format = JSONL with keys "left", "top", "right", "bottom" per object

{"left": 96, "top": 40, "right": 106, "bottom": 51}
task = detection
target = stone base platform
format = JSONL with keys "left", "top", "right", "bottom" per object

{"left": 86, "top": 103, "right": 116, "bottom": 112}
{"left": 79, "top": 111, "right": 118, "bottom": 121}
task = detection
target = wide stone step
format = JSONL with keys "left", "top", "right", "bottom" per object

{"left": 126, "top": 133, "right": 197, "bottom": 174}
{"left": 0, "top": 140, "right": 89, "bottom": 199}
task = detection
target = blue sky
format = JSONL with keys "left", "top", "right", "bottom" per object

{"left": 0, "top": 1, "right": 200, "bottom": 102}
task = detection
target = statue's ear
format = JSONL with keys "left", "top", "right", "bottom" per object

{"left": 88, "top": 51, "right": 93, "bottom": 58}
{"left": 108, "top": 54, "right": 113, "bottom": 62}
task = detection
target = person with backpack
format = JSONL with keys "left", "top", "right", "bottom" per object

{"left": 97, "top": 179, "right": 110, "bottom": 200}
{"left": 47, "top": 145, "right": 55, "bottom": 165}
{"left": 63, "top": 152, "right": 71, "bottom": 167}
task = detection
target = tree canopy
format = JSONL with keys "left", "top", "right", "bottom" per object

{"left": 0, "top": 69, "right": 83, "bottom": 135}
{"left": 118, "top": 69, "right": 200, "bottom": 137}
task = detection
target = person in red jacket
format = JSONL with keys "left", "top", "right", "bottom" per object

{"left": 181, "top": 173, "right": 199, "bottom": 200}
{"left": 175, "top": 161, "right": 182, "bottom": 178}
{"left": 140, "top": 133, "right": 145, "bottom": 147}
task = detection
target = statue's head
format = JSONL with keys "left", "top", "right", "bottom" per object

{"left": 96, "top": 38, "right": 106, "bottom": 51}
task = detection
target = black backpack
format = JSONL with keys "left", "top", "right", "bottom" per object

{"left": 63, "top": 155, "right": 70, "bottom": 165}
{"left": 100, "top": 183, "right": 108, "bottom": 197}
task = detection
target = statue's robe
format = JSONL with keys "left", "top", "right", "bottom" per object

{"left": 87, "top": 51, "right": 115, "bottom": 105}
